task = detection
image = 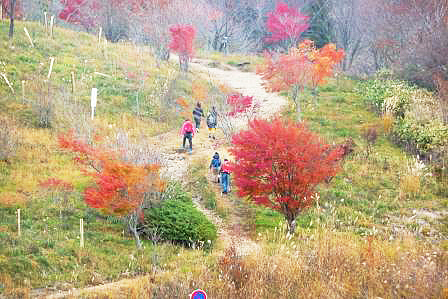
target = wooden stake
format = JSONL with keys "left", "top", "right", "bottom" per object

{"left": 21, "top": 80, "right": 25, "bottom": 103}
{"left": 50, "top": 15, "right": 54, "bottom": 38}
{"left": 23, "top": 27, "right": 34, "bottom": 47}
{"left": 17, "top": 209, "right": 21, "bottom": 237}
{"left": 44, "top": 11, "right": 48, "bottom": 33}
{"left": 98, "top": 26, "right": 102, "bottom": 43}
{"left": 1, "top": 72, "right": 14, "bottom": 93}
{"left": 91, "top": 88, "right": 97, "bottom": 120}
{"left": 80, "top": 218, "right": 84, "bottom": 248}
{"left": 47, "top": 57, "right": 54, "bottom": 79}
{"left": 71, "top": 71, "right": 75, "bottom": 93}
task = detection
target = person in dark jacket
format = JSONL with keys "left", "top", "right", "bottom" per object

{"left": 192, "top": 102, "right": 204, "bottom": 132}
{"left": 206, "top": 106, "right": 218, "bottom": 139}
{"left": 209, "top": 152, "right": 221, "bottom": 183}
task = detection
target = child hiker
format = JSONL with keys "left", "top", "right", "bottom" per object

{"left": 192, "top": 102, "right": 204, "bottom": 132}
{"left": 209, "top": 152, "right": 221, "bottom": 183}
{"left": 206, "top": 106, "right": 218, "bottom": 139}
{"left": 220, "top": 158, "right": 231, "bottom": 194}
{"left": 180, "top": 118, "right": 195, "bottom": 152}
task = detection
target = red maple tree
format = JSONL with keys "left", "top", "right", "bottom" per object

{"left": 230, "top": 117, "right": 343, "bottom": 234}
{"left": 265, "top": 1, "right": 309, "bottom": 49}
{"left": 168, "top": 24, "right": 196, "bottom": 72}
{"left": 58, "top": 130, "right": 165, "bottom": 247}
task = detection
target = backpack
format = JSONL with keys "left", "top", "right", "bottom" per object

{"left": 211, "top": 158, "right": 221, "bottom": 168}
{"left": 207, "top": 113, "right": 216, "bottom": 125}
{"left": 184, "top": 121, "right": 194, "bottom": 133}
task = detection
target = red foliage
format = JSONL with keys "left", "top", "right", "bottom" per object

{"left": 230, "top": 117, "right": 342, "bottom": 233}
{"left": 168, "top": 24, "right": 196, "bottom": 58}
{"left": 1, "top": 0, "right": 23, "bottom": 19}
{"left": 58, "top": 130, "right": 165, "bottom": 216}
{"left": 226, "top": 93, "right": 254, "bottom": 116}
{"left": 265, "top": 1, "right": 309, "bottom": 45}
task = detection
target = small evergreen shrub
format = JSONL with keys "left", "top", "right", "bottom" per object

{"left": 141, "top": 199, "right": 217, "bottom": 249}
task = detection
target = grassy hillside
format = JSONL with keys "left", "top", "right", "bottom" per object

{"left": 0, "top": 20, "right": 447, "bottom": 298}
{"left": 0, "top": 19, "right": 212, "bottom": 295}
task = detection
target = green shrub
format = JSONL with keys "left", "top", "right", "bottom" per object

{"left": 141, "top": 199, "right": 217, "bottom": 250}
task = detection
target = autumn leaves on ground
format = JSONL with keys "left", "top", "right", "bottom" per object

{"left": 1, "top": 2, "right": 448, "bottom": 299}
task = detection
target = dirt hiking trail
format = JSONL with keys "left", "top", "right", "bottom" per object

{"left": 41, "top": 58, "right": 288, "bottom": 299}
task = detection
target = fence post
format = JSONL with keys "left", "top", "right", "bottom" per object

{"left": 71, "top": 71, "right": 75, "bottom": 94}
{"left": 47, "top": 57, "right": 54, "bottom": 79}
{"left": 91, "top": 88, "right": 97, "bottom": 120}
{"left": 17, "top": 208, "right": 21, "bottom": 237}
{"left": 21, "top": 80, "right": 25, "bottom": 103}
{"left": 23, "top": 27, "right": 34, "bottom": 47}
{"left": 50, "top": 15, "right": 54, "bottom": 38}
{"left": 44, "top": 11, "right": 48, "bottom": 34}
{"left": 80, "top": 218, "right": 84, "bottom": 248}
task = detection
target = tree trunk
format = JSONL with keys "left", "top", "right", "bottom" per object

{"left": 179, "top": 54, "right": 189, "bottom": 72}
{"left": 127, "top": 212, "right": 142, "bottom": 249}
{"left": 292, "top": 85, "right": 302, "bottom": 121}
{"left": 8, "top": 0, "right": 16, "bottom": 39}
{"left": 287, "top": 217, "right": 297, "bottom": 235}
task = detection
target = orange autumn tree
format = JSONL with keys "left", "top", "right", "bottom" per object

{"left": 257, "top": 40, "right": 344, "bottom": 120}
{"left": 58, "top": 130, "right": 165, "bottom": 248}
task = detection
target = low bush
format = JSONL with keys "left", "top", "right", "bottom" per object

{"left": 356, "top": 76, "right": 448, "bottom": 162}
{"left": 140, "top": 199, "right": 217, "bottom": 250}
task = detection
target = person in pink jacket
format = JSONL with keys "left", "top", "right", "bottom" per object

{"left": 180, "top": 119, "right": 195, "bottom": 152}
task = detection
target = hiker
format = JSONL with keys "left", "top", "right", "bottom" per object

{"left": 220, "top": 158, "right": 231, "bottom": 194}
{"left": 180, "top": 118, "right": 195, "bottom": 152}
{"left": 192, "top": 102, "right": 204, "bottom": 132}
{"left": 206, "top": 106, "right": 218, "bottom": 139}
{"left": 209, "top": 152, "right": 221, "bottom": 183}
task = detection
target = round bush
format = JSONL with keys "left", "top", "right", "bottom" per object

{"left": 141, "top": 199, "right": 217, "bottom": 249}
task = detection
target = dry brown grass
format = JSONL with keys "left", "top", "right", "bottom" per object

{"left": 73, "top": 230, "right": 447, "bottom": 299}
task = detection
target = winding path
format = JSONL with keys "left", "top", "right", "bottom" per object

{"left": 42, "top": 58, "right": 288, "bottom": 299}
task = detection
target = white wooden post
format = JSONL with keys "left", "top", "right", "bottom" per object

{"left": 71, "top": 71, "right": 75, "bottom": 93}
{"left": 17, "top": 209, "right": 21, "bottom": 237}
{"left": 21, "top": 80, "right": 25, "bottom": 103}
{"left": 1, "top": 72, "right": 14, "bottom": 93}
{"left": 91, "top": 88, "right": 97, "bottom": 120}
{"left": 50, "top": 15, "right": 54, "bottom": 38}
{"left": 1, "top": 2, "right": 3, "bottom": 20}
{"left": 47, "top": 57, "right": 54, "bottom": 79}
{"left": 80, "top": 218, "right": 84, "bottom": 248}
{"left": 98, "top": 26, "right": 102, "bottom": 43}
{"left": 44, "top": 11, "right": 48, "bottom": 33}
{"left": 24, "top": 27, "right": 34, "bottom": 47}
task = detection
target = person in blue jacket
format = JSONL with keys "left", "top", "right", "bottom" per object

{"left": 209, "top": 152, "right": 221, "bottom": 183}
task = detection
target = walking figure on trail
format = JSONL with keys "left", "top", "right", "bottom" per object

{"left": 206, "top": 106, "right": 218, "bottom": 139}
{"left": 192, "top": 102, "right": 204, "bottom": 132}
{"left": 209, "top": 152, "right": 221, "bottom": 183}
{"left": 180, "top": 118, "right": 195, "bottom": 153}
{"left": 220, "top": 158, "right": 231, "bottom": 195}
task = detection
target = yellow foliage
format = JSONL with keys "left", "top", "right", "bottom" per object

{"left": 382, "top": 113, "right": 394, "bottom": 134}
{"left": 0, "top": 192, "right": 28, "bottom": 207}
{"left": 399, "top": 174, "right": 420, "bottom": 198}
{"left": 192, "top": 80, "right": 208, "bottom": 103}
